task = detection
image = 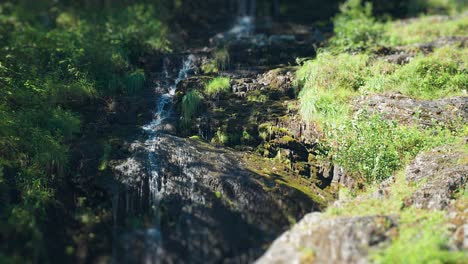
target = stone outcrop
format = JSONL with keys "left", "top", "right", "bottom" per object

{"left": 112, "top": 134, "right": 328, "bottom": 263}
{"left": 257, "top": 145, "right": 467, "bottom": 263}
{"left": 404, "top": 146, "right": 468, "bottom": 210}
{"left": 257, "top": 213, "right": 397, "bottom": 264}
{"left": 355, "top": 93, "right": 468, "bottom": 129}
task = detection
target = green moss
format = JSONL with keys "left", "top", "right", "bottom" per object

{"left": 205, "top": 77, "right": 231, "bottom": 97}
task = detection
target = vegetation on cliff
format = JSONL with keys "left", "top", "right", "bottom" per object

{"left": 0, "top": 1, "right": 169, "bottom": 262}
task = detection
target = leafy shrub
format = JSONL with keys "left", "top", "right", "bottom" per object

{"left": 330, "top": 112, "right": 456, "bottom": 183}
{"left": 205, "top": 77, "right": 231, "bottom": 97}
{"left": 330, "top": 0, "right": 385, "bottom": 52}
{"left": 394, "top": 46, "right": 467, "bottom": 98}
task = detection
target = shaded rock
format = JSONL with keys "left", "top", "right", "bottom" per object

{"left": 257, "top": 67, "right": 295, "bottom": 95}
{"left": 404, "top": 146, "right": 468, "bottom": 210}
{"left": 257, "top": 213, "right": 397, "bottom": 264}
{"left": 112, "top": 133, "right": 327, "bottom": 263}
{"left": 355, "top": 93, "right": 468, "bottom": 129}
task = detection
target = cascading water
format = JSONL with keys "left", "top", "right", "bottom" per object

{"left": 143, "top": 55, "right": 196, "bottom": 207}
{"left": 116, "top": 55, "right": 196, "bottom": 264}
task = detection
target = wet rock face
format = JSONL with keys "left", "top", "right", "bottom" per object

{"left": 404, "top": 146, "right": 468, "bottom": 210}
{"left": 113, "top": 133, "right": 322, "bottom": 263}
{"left": 257, "top": 213, "right": 397, "bottom": 264}
{"left": 355, "top": 94, "right": 468, "bottom": 129}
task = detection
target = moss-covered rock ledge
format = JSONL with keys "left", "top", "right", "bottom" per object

{"left": 257, "top": 145, "right": 467, "bottom": 264}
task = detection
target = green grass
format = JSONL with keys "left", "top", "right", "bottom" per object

{"left": 385, "top": 13, "right": 468, "bottom": 46}
{"left": 373, "top": 209, "right": 467, "bottom": 264}
{"left": 205, "top": 77, "right": 231, "bottom": 97}
{"left": 363, "top": 46, "right": 467, "bottom": 98}
{"left": 181, "top": 90, "right": 203, "bottom": 130}
{"left": 296, "top": 52, "right": 367, "bottom": 124}
{"left": 329, "top": 113, "right": 459, "bottom": 183}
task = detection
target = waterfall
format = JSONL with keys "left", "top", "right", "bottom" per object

{"left": 143, "top": 55, "right": 196, "bottom": 208}
{"left": 130, "top": 55, "right": 196, "bottom": 263}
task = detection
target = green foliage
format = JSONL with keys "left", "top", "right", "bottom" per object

{"left": 374, "top": 210, "right": 467, "bottom": 263}
{"left": 330, "top": 113, "right": 457, "bottom": 183}
{"left": 0, "top": 2, "right": 169, "bottom": 261}
{"left": 205, "top": 77, "right": 231, "bottom": 97}
{"left": 181, "top": 90, "right": 203, "bottom": 129}
{"left": 330, "top": 0, "right": 385, "bottom": 52}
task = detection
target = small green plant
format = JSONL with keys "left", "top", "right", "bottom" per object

{"left": 181, "top": 90, "right": 203, "bottom": 130}
{"left": 205, "top": 77, "right": 231, "bottom": 97}
{"left": 212, "top": 129, "right": 230, "bottom": 145}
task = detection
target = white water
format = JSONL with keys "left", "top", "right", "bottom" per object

{"left": 143, "top": 55, "right": 196, "bottom": 207}
{"left": 137, "top": 55, "right": 196, "bottom": 263}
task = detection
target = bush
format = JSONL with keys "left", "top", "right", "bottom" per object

{"left": 205, "top": 77, "right": 231, "bottom": 97}
{"left": 123, "top": 69, "right": 146, "bottom": 95}
{"left": 329, "top": 112, "right": 456, "bottom": 183}
{"left": 330, "top": 0, "right": 385, "bottom": 52}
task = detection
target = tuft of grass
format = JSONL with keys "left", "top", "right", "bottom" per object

{"left": 205, "top": 77, "right": 231, "bottom": 97}
{"left": 181, "top": 90, "right": 203, "bottom": 130}
{"left": 296, "top": 53, "right": 368, "bottom": 124}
